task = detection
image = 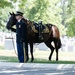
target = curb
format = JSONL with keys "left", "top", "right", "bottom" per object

{"left": 0, "top": 62, "right": 75, "bottom": 69}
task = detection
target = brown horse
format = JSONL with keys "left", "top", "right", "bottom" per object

{"left": 6, "top": 12, "right": 61, "bottom": 62}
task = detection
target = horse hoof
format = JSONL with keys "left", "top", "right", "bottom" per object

{"left": 25, "top": 58, "right": 29, "bottom": 62}
{"left": 49, "top": 57, "right": 51, "bottom": 61}
{"left": 56, "top": 59, "right": 58, "bottom": 61}
{"left": 31, "top": 58, "right": 34, "bottom": 62}
{"left": 49, "top": 59, "right": 51, "bottom": 61}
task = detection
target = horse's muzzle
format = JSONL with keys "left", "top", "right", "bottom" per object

{"left": 6, "top": 25, "right": 11, "bottom": 30}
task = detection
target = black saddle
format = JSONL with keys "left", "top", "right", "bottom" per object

{"left": 33, "top": 21, "right": 45, "bottom": 32}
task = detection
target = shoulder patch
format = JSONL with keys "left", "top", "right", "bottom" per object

{"left": 19, "top": 25, "right": 21, "bottom": 28}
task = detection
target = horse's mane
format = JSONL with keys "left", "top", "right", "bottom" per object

{"left": 22, "top": 18, "right": 29, "bottom": 23}
{"left": 21, "top": 18, "right": 35, "bottom": 28}
{"left": 22, "top": 18, "right": 53, "bottom": 27}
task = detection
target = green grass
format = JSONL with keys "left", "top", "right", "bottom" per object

{"left": 0, "top": 56, "right": 75, "bottom": 64}
{"left": 32, "top": 59, "right": 75, "bottom": 64}
{"left": 0, "top": 56, "right": 18, "bottom": 62}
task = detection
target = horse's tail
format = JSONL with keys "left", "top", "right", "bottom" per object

{"left": 58, "top": 38, "right": 62, "bottom": 49}
{"left": 51, "top": 25, "right": 62, "bottom": 49}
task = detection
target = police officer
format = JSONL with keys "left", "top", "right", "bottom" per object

{"left": 15, "top": 11, "right": 29, "bottom": 63}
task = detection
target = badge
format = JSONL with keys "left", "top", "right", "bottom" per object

{"left": 19, "top": 25, "right": 21, "bottom": 28}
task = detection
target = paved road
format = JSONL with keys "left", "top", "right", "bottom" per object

{"left": 0, "top": 62, "right": 75, "bottom": 75}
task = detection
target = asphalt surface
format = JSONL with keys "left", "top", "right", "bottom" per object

{"left": 0, "top": 62, "right": 75, "bottom": 75}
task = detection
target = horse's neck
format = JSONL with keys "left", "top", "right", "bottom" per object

{"left": 22, "top": 18, "right": 28, "bottom": 23}
{"left": 22, "top": 18, "right": 34, "bottom": 28}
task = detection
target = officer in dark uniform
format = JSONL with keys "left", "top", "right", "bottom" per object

{"left": 15, "top": 11, "right": 28, "bottom": 63}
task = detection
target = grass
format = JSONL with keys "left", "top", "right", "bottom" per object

{"left": 32, "top": 59, "right": 75, "bottom": 64}
{"left": 0, "top": 49, "right": 75, "bottom": 64}
{"left": 0, "top": 56, "right": 75, "bottom": 64}
{"left": 0, "top": 56, "right": 18, "bottom": 62}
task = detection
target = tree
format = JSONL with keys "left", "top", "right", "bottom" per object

{"left": 66, "top": 0, "right": 75, "bottom": 36}
{"left": 18, "top": 0, "right": 66, "bottom": 35}
{"left": 0, "top": 0, "right": 12, "bottom": 8}
{"left": 67, "top": 18, "right": 75, "bottom": 36}
{"left": 0, "top": 0, "right": 16, "bottom": 31}
{"left": 1, "top": 0, "right": 73, "bottom": 35}
{"left": 0, "top": 7, "right": 16, "bottom": 31}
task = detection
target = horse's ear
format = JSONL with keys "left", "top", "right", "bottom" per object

{"left": 12, "top": 11, "right": 15, "bottom": 15}
{"left": 9, "top": 12, "right": 12, "bottom": 15}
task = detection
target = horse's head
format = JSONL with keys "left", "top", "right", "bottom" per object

{"left": 6, "top": 12, "right": 17, "bottom": 30}
{"left": 6, "top": 12, "right": 33, "bottom": 30}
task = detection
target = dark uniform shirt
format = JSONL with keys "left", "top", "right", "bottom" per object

{"left": 16, "top": 18, "right": 27, "bottom": 43}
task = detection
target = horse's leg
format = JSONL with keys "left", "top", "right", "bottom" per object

{"left": 50, "top": 25, "right": 61, "bottom": 61}
{"left": 45, "top": 39, "right": 55, "bottom": 61}
{"left": 53, "top": 38, "right": 59, "bottom": 61}
{"left": 30, "top": 42, "right": 34, "bottom": 62}
{"left": 49, "top": 46, "right": 55, "bottom": 61}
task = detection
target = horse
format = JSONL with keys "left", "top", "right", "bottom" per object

{"left": 6, "top": 12, "right": 61, "bottom": 62}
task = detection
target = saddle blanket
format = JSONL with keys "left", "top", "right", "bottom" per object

{"left": 32, "top": 25, "right": 49, "bottom": 33}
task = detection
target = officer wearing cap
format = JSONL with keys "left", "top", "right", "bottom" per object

{"left": 15, "top": 11, "right": 29, "bottom": 62}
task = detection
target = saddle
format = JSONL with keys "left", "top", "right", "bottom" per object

{"left": 32, "top": 22, "right": 49, "bottom": 33}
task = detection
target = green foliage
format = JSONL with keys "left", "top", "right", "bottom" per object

{"left": 0, "top": 7, "right": 15, "bottom": 31}
{"left": 0, "top": 0, "right": 14, "bottom": 31}
{"left": 18, "top": 0, "right": 66, "bottom": 35}
{"left": 19, "top": 0, "right": 27, "bottom": 9}
{"left": 65, "top": 0, "right": 75, "bottom": 36}
{"left": 67, "top": 18, "right": 75, "bottom": 36}
{"left": 0, "top": 0, "right": 75, "bottom": 36}
{"left": 0, "top": 0, "right": 13, "bottom": 8}
{"left": 26, "top": 0, "right": 50, "bottom": 22}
